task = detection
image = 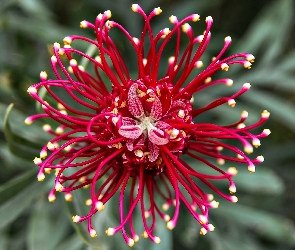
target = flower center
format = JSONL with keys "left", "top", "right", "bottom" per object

{"left": 103, "top": 80, "right": 193, "bottom": 171}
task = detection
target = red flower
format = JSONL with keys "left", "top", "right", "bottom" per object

{"left": 26, "top": 5, "right": 270, "bottom": 246}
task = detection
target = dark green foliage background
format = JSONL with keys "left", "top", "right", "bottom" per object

{"left": 0, "top": 0, "right": 295, "bottom": 249}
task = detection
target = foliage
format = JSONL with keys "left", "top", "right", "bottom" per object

{"left": 0, "top": 0, "right": 295, "bottom": 249}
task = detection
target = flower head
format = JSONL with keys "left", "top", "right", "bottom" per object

{"left": 27, "top": 6, "right": 270, "bottom": 246}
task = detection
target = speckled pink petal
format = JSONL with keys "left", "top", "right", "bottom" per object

{"left": 118, "top": 125, "right": 142, "bottom": 139}
{"left": 150, "top": 92, "right": 162, "bottom": 120}
{"left": 128, "top": 83, "right": 144, "bottom": 118}
{"left": 156, "top": 121, "right": 171, "bottom": 130}
{"left": 126, "top": 140, "right": 134, "bottom": 151}
{"left": 148, "top": 140, "right": 159, "bottom": 162}
{"left": 149, "top": 128, "right": 168, "bottom": 145}
{"left": 122, "top": 117, "right": 137, "bottom": 126}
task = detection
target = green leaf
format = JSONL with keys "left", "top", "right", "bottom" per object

{"left": 241, "top": 89, "right": 295, "bottom": 133}
{"left": 0, "top": 169, "right": 36, "bottom": 206}
{"left": 234, "top": 166, "right": 285, "bottom": 195}
{"left": 55, "top": 234, "right": 85, "bottom": 250}
{"left": 0, "top": 180, "right": 41, "bottom": 229}
{"left": 0, "top": 229, "right": 9, "bottom": 250}
{"left": 27, "top": 197, "right": 71, "bottom": 250}
{"left": 217, "top": 203, "right": 295, "bottom": 245}
{"left": 4, "top": 103, "right": 41, "bottom": 160}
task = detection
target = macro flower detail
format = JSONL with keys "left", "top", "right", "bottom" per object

{"left": 26, "top": 4, "right": 270, "bottom": 247}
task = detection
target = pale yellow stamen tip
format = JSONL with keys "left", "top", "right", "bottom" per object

{"left": 228, "top": 99, "right": 236, "bottom": 107}
{"left": 132, "top": 37, "right": 140, "bottom": 45}
{"left": 248, "top": 165, "right": 255, "bottom": 173}
{"left": 65, "top": 193, "right": 72, "bottom": 201}
{"left": 221, "top": 63, "right": 229, "bottom": 71}
{"left": 96, "top": 201, "right": 104, "bottom": 211}
{"left": 78, "top": 65, "right": 85, "bottom": 71}
{"left": 154, "top": 7, "right": 162, "bottom": 15}
{"left": 128, "top": 239, "right": 135, "bottom": 247}
{"left": 207, "top": 194, "right": 214, "bottom": 201}
{"left": 229, "top": 185, "right": 236, "bottom": 194}
{"left": 182, "top": 23, "right": 191, "bottom": 33}
{"left": 144, "top": 211, "right": 150, "bottom": 219}
{"left": 133, "top": 234, "right": 139, "bottom": 242}
{"left": 195, "top": 61, "right": 203, "bottom": 68}
{"left": 204, "top": 77, "right": 211, "bottom": 83}
{"left": 257, "top": 155, "right": 264, "bottom": 162}
{"left": 208, "top": 224, "right": 215, "bottom": 232}
{"left": 106, "top": 227, "right": 115, "bottom": 236}
{"left": 142, "top": 231, "right": 148, "bottom": 238}
{"left": 48, "top": 194, "right": 56, "bottom": 202}
{"left": 224, "top": 36, "right": 232, "bottom": 43}
{"left": 162, "top": 203, "right": 169, "bottom": 211}
{"left": 95, "top": 56, "right": 102, "bottom": 63}
{"left": 231, "top": 196, "right": 238, "bottom": 203}
{"left": 246, "top": 54, "right": 255, "bottom": 63}
{"left": 27, "top": 86, "right": 37, "bottom": 94}
{"left": 53, "top": 43, "right": 60, "bottom": 51}
{"left": 72, "top": 215, "right": 80, "bottom": 223}
{"left": 166, "top": 221, "right": 175, "bottom": 230}
{"left": 40, "top": 71, "right": 48, "bottom": 80}
{"left": 262, "top": 110, "right": 270, "bottom": 118}
{"left": 226, "top": 79, "right": 233, "bottom": 86}
{"left": 205, "top": 16, "right": 213, "bottom": 22}
{"left": 210, "top": 200, "right": 219, "bottom": 208}
{"left": 244, "top": 145, "right": 253, "bottom": 154}
{"left": 37, "top": 173, "right": 45, "bottom": 182}
{"left": 47, "top": 141, "right": 56, "bottom": 150}
{"left": 55, "top": 182, "right": 63, "bottom": 192}
{"left": 169, "top": 15, "right": 177, "bottom": 24}
{"left": 90, "top": 229, "right": 97, "bottom": 238}
{"left": 104, "top": 10, "right": 112, "bottom": 19}
{"left": 70, "top": 59, "right": 78, "bottom": 66}
{"left": 178, "top": 110, "right": 185, "bottom": 118}
{"left": 85, "top": 199, "right": 92, "bottom": 206}
{"left": 40, "top": 150, "right": 47, "bottom": 159}
{"left": 33, "top": 157, "right": 42, "bottom": 165}
{"left": 237, "top": 123, "right": 246, "bottom": 129}
{"left": 263, "top": 128, "right": 271, "bottom": 135}
{"left": 244, "top": 61, "right": 252, "bottom": 69}
{"left": 253, "top": 138, "right": 261, "bottom": 148}
{"left": 192, "top": 14, "right": 200, "bottom": 22}
{"left": 200, "top": 228, "right": 207, "bottom": 235}
{"left": 164, "top": 214, "right": 170, "bottom": 222}
{"left": 154, "top": 237, "right": 161, "bottom": 244}
{"left": 199, "top": 215, "right": 208, "bottom": 224}
{"left": 80, "top": 20, "right": 87, "bottom": 28}
{"left": 51, "top": 55, "right": 57, "bottom": 63}
{"left": 131, "top": 4, "right": 139, "bottom": 12}
{"left": 24, "top": 117, "right": 32, "bottom": 125}
{"left": 217, "top": 158, "right": 225, "bottom": 165}
{"left": 142, "top": 58, "right": 147, "bottom": 66}
{"left": 227, "top": 167, "right": 238, "bottom": 176}
{"left": 42, "top": 124, "right": 51, "bottom": 132}
{"left": 243, "top": 82, "right": 251, "bottom": 89}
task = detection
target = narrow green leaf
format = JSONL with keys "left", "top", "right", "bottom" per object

{"left": 0, "top": 181, "right": 41, "bottom": 229}
{"left": 0, "top": 169, "right": 36, "bottom": 206}
{"left": 234, "top": 166, "right": 285, "bottom": 195}
{"left": 55, "top": 234, "right": 85, "bottom": 250}
{"left": 4, "top": 103, "right": 41, "bottom": 160}
{"left": 217, "top": 203, "right": 295, "bottom": 245}
{"left": 27, "top": 197, "right": 70, "bottom": 250}
{"left": 0, "top": 229, "right": 9, "bottom": 250}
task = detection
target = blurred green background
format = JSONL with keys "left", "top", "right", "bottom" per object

{"left": 1, "top": 0, "right": 295, "bottom": 249}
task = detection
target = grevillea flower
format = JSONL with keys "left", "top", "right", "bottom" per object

{"left": 26, "top": 5, "right": 270, "bottom": 247}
